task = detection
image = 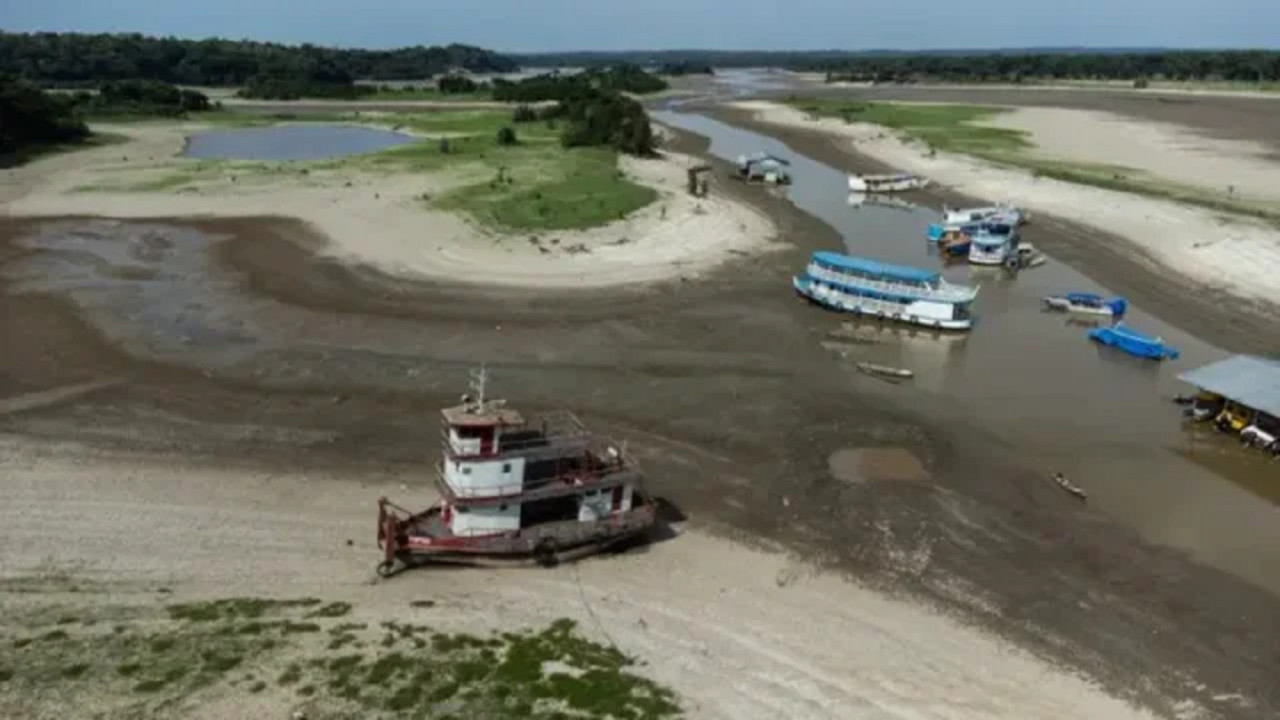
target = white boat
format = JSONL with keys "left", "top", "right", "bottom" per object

{"left": 793, "top": 251, "right": 979, "bottom": 331}
{"left": 847, "top": 172, "right": 928, "bottom": 193}
{"left": 847, "top": 192, "right": 916, "bottom": 211}
{"left": 855, "top": 361, "right": 914, "bottom": 379}
{"left": 942, "top": 203, "right": 1029, "bottom": 226}
{"left": 1041, "top": 292, "right": 1128, "bottom": 317}
{"left": 967, "top": 222, "right": 1018, "bottom": 266}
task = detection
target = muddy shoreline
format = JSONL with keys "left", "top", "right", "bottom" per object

{"left": 2, "top": 124, "right": 1279, "bottom": 718}
{"left": 701, "top": 103, "right": 1280, "bottom": 357}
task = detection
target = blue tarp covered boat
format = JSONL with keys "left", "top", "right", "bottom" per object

{"left": 1088, "top": 324, "right": 1180, "bottom": 360}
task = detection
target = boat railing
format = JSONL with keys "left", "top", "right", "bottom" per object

{"left": 807, "top": 264, "right": 975, "bottom": 302}
{"left": 441, "top": 410, "right": 592, "bottom": 458}
{"left": 436, "top": 457, "right": 637, "bottom": 501}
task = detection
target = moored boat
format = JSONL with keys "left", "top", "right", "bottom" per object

{"left": 1042, "top": 292, "right": 1128, "bottom": 317}
{"left": 942, "top": 203, "right": 1029, "bottom": 226}
{"left": 848, "top": 172, "right": 929, "bottom": 193}
{"left": 792, "top": 250, "right": 978, "bottom": 331}
{"left": 1088, "top": 323, "right": 1180, "bottom": 360}
{"left": 967, "top": 222, "right": 1018, "bottom": 266}
{"left": 375, "top": 368, "right": 657, "bottom": 576}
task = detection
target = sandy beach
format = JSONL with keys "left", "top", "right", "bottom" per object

{"left": 1, "top": 121, "right": 780, "bottom": 289}
{"left": 0, "top": 435, "right": 1161, "bottom": 720}
{"left": 731, "top": 99, "right": 1280, "bottom": 308}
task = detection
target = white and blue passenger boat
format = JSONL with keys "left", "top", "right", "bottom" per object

{"left": 967, "top": 221, "right": 1019, "bottom": 266}
{"left": 793, "top": 251, "right": 979, "bottom": 330}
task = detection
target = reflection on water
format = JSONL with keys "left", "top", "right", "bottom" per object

{"left": 185, "top": 124, "right": 417, "bottom": 161}
{"left": 655, "top": 107, "right": 1280, "bottom": 594}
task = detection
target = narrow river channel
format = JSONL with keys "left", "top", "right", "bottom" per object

{"left": 653, "top": 94, "right": 1280, "bottom": 595}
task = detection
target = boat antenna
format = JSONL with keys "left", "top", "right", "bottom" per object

{"left": 468, "top": 365, "right": 489, "bottom": 412}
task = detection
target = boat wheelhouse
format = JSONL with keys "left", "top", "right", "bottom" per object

{"left": 375, "top": 368, "right": 656, "bottom": 575}
{"left": 793, "top": 250, "right": 978, "bottom": 330}
{"left": 848, "top": 172, "right": 929, "bottom": 193}
{"left": 967, "top": 222, "right": 1018, "bottom": 266}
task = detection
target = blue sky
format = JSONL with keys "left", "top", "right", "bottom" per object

{"left": 3, "top": 0, "right": 1278, "bottom": 51}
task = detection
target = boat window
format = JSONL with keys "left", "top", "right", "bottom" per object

{"left": 502, "top": 463, "right": 511, "bottom": 473}
{"left": 462, "top": 467, "right": 471, "bottom": 475}
{"left": 499, "top": 504, "right": 509, "bottom": 511}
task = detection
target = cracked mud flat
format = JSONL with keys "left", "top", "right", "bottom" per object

{"left": 0, "top": 139, "right": 1277, "bottom": 719}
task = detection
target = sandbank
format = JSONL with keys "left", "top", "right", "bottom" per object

{"left": 1, "top": 120, "right": 780, "bottom": 289}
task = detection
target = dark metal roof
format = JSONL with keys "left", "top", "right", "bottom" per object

{"left": 1178, "top": 355, "right": 1280, "bottom": 417}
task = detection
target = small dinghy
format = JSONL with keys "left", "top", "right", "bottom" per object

{"left": 1052, "top": 473, "right": 1087, "bottom": 501}
{"left": 855, "top": 361, "right": 914, "bottom": 379}
{"left": 1042, "top": 292, "right": 1128, "bottom": 317}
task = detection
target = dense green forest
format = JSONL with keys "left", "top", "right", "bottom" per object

{"left": 659, "top": 62, "right": 715, "bottom": 76}
{"left": 0, "top": 31, "right": 518, "bottom": 86}
{"left": 818, "top": 51, "right": 1280, "bottom": 83}
{"left": 514, "top": 48, "right": 1280, "bottom": 82}
{"left": 494, "top": 69, "right": 659, "bottom": 156}
{"left": 77, "top": 79, "right": 212, "bottom": 116}
{"left": 492, "top": 65, "right": 668, "bottom": 103}
{"left": 0, "top": 75, "right": 90, "bottom": 162}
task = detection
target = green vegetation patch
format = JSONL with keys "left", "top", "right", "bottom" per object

{"left": 274, "top": 617, "right": 679, "bottom": 719}
{"left": 1, "top": 598, "right": 682, "bottom": 719}
{"left": 790, "top": 99, "right": 1029, "bottom": 155}
{"left": 167, "top": 597, "right": 321, "bottom": 622}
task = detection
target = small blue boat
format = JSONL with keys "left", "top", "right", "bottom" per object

{"left": 1088, "top": 324, "right": 1180, "bottom": 360}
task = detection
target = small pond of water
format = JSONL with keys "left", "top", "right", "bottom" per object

{"left": 184, "top": 125, "right": 417, "bottom": 161}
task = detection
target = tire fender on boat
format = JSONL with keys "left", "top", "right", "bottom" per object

{"left": 534, "top": 538, "right": 559, "bottom": 568}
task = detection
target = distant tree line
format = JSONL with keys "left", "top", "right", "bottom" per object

{"left": 496, "top": 68, "right": 662, "bottom": 156}
{"left": 0, "top": 31, "right": 519, "bottom": 87}
{"left": 492, "top": 65, "right": 668, "bottom": 103}
{"left": 513, "top": 49, "right": 1280, "bottom": 83}
{"left": 78, "top": 79, "right": 212, "bottom": 116}
{"left": 0, "top": 75, "right": 89, "bottom": 162}
{"left": 819, "top": 51, "right": 1280, "bottom": 83}
{"left": 660, "top": 62, "right": 714, "bottom": 76}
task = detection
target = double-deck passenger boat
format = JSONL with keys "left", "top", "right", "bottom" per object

{"left": 792, "top": 250, "right": 978, "bottom": 331}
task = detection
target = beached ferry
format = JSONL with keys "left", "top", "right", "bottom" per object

{"left": 793, "top": 250, "right": 978, "bottom": 330}
{"left": 847, "top": 172, "right": 929, "bottom": 193}
{"left": 375, "top": 368, "right": 657, "bottom": 576}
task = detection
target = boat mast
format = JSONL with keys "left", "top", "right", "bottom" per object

{"left": 469, "top": 365, "right": 488, "bottom": 413}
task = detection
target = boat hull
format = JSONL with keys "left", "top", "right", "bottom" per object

{"left": 377, "top": 499, "right": 657, "bottom": 574}
{"left": 793, "top": 276, "right": 973, "bottom": 331}
{"left": 848, "top": 174, "right": 928, "bottom": 193}
{"left": 1088, "top": 326, "right": 1180, "bottom": 360}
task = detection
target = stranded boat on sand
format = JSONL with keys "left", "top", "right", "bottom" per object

{"left": 375, "top": 368, "right": 656, "bottom": 576}
{"left": 848, "top": 172, "right": 929, "bottom": 193}
{"left": 793, "top": 250, "right": 978, "bottom": 330}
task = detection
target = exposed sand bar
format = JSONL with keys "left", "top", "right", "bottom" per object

{"left": 732, "top": 100, "right": 1280, "bottom": 307}
{"left": 1, "top": 122, "right": 780, "bottom": 289}
{"left": 982, "top": 107, "right": 1280, "bottom": 204}
{"left": 0, "top": 435, "right": 1162, "bottom": 720}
